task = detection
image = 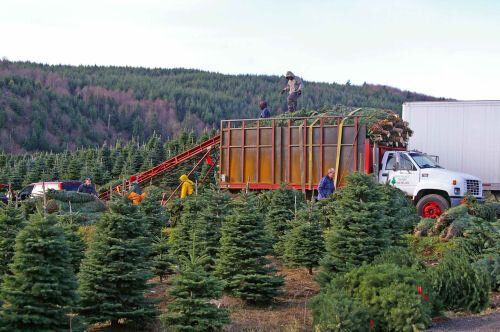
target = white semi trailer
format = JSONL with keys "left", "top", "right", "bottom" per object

{"left": 402, "top": 100, "right": 500, "bottom": 193}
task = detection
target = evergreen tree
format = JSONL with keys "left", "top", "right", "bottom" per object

{"left": 195, "top": 187, "right": 231, "bottom": 270}
{"left": 8, "top": 168, "right": 23, "bottom": 191}
{"left": 161, "top": 243, "right": 229, "bottom": 331}
{"left": 171, "top": 196, "right": 204, "bottom": 263}
{"left": 78, "top": 196, "right": 158, "bottom": 327}
{"left": 89, "top": 162, "right": 104, "bottom": 186}
{"left": 0, "top": 205, "right": 26, "bottom": 277}
{"left": 65, "top": 158, "right": 80, "bottom": 180}
{"left": 379, "top": 183, "right": 419, "bottom": 240}
{"left": 214, "top": 192, "right": 283, "bottom": 304}
{"left": 320, "top": 172, "right": 393, "bottom": 276}
{"left": 264, "top": 186, "right": 305, "bottom": 256}
{"left": 283, "top": 206, "right": 324, "bottom": 274}
{"left": 139, "top": 187, "right": 175, "bottom": 282}
{"left": 50, "top": 160, "right": 61, "bottom": 181}
{"left": 0, "top": 213, "right": 78, "bottom": 331}
{"left": 111, "top": 152, "right": 125, "bottom": 177}
{"left": 139, "top": 186, "right": 167, "bottom": 237}
{"left": 58, "top": 215, "right": 87, "bottom": 274}
{"left": 23, "top": 162, "right": 40, "bottom": 185}
{"left": 0, "top": 168, "right": 8, "bottom": 184}
{"left": 151, "top": 230, "right": 175, "bottom": 282}
{"left": 100, "top": 142, "right": 113, "bottom": 171}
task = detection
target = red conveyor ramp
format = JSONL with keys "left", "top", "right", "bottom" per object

{"left": 98, "top": 135, "right": 220, "bottom": 200}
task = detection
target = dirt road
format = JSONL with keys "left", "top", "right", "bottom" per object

{"left": 425, "top": 311, "right": 500, "bottom": 332}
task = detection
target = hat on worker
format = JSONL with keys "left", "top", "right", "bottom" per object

{"left": 130, "top": 175, "right": 137, "bottom": 182}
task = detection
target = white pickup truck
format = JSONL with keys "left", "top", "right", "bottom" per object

{"left": 377, "top": 150, "right": 483, "bottom": 218}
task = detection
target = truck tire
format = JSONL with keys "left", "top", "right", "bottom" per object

{"left": 416, "top": 194, "right": 449, "bottom": 219}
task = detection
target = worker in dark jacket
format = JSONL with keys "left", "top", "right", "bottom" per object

{"left": 259, "top": 101, "right": 270, "bottom": 118}
{"left": 280, "top": 71, "right": 303, "bottom": 113}
{"left": 78, "top": 178, "right": 98, "bottom": 196}
{"left": 127, "top": 175, "right": 147, "bottom": 204}
{"left": 128, "top": 176, "right": 142, "bottom": 195}
{"left": 317, "top": 168, "right": 335, "bottom": 200}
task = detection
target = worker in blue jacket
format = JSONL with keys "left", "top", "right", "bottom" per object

{"left": 259, "top": 101, "right": 271, "bottom": 118}
{"left": 317, "top": 168, "right": 335, "bottom": 200}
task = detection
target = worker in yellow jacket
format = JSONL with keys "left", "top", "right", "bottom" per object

{"left": 180, "top": 174, "right": 194, "bottom": 198}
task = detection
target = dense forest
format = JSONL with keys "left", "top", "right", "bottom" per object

{"left": 0, "top": 60, "right": 446, "bottom": 153}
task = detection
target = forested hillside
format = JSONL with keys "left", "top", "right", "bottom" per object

{"left": 0, "top": 60, "right": 445, "bottom": 153}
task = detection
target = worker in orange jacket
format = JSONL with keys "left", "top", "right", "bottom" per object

{"left": 180, "top": 174, "right": 194, "bottom": 198}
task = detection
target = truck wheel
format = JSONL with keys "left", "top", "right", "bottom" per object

{"left": 417, "top": 194, "right": 449, "bottom": 219}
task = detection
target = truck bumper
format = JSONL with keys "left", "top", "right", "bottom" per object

{"left": 450, "top": 197, "right": 462, "bottom": 207}
{"left": 450, "top": 196, "right": 484, "bottom": 207}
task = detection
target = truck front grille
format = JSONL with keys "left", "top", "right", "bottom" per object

{"left": 466, "top": 179, "right": 480, "bottom": 196}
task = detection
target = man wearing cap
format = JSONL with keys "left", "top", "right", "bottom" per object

{"left": 127, "top": 175, "right": 147, "bottom": 203}
{"left": 280, "top": 71, "right": 304, "bottom": 113}
{"left": 128, "top": 176, "right": 142, "bottom": 195}
{"left": 78, "top": 177, "right": 98, "bottom": 196}
{"left": 317, "top": 168, "right": 335, "bottom": 201}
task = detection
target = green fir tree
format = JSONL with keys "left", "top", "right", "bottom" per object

{"left": 65, "top": 158, "right": 80, "bottom": 180}
{"left": 0, "top": 213, "right": 78, "bottom": 331}
{"left": 151, "top": 230, "right": 175, "bottom": 282}
{"left": 263, "top": 186, "right": 305, "bottom": 256}
{"left": 320, "top": 172, "right": 393, "bottom": 276}
{"left": 139, "top": 186, "right": 167, "bottom": 237}
{"left": 58, "top": 215, "right": 87, "bottom": 274}
{"left": 214, "top": 192, "right": 283, "bottom": 304}
{"left": 8, "top": 168, "right": 23, "bottom": 191}
{"left": 78, "top": 196, "right": 158, "bottom": 327}
{"left": 283, "top": 206, "right": 324, "bottom": 274}
{"left": 171, "top": 196, "right": 204, "bottom": 264}
{"left": 195, "top": 187, "right": 231, "bottom": 270}
{"left": 161, "top": 241, "right": 229, "bottom": 331}
{"left": 0, "top": 204, "right": 26, "bottom": 277}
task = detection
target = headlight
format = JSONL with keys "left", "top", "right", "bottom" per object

{"left": 454, "top": 187, "right": 460, "bottom": 195}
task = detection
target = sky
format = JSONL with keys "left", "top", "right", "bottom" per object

{"left": 1, "top": 0, "right": 499, "bottom": 100}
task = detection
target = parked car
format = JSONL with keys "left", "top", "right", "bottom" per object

{"left": 15, "top": 181, "right": 83, "bottom": 201}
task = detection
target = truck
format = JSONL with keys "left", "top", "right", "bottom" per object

{"left": 7, "top": 181, "right": 83, "bottom": 202}
{"left": 218, "top": 114, "right": 483, "bottom": 218}
{"left": 403, "top": 100, "right": 500, "bottom": 193}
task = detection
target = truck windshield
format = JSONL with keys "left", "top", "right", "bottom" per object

{"left": 409, "top": 152, "right": 440, "bottom": 169}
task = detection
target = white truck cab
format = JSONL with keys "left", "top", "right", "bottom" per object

{"left": 378, "top": 151, "right": 483, "bottom": 218}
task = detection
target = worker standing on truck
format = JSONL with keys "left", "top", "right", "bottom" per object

{"left": 317, "top": 168, "right": 335, "bottom": 200}
{"left": 78, "top": 178, "right": 98, "bottom": 196}
{"left": 259, "top": 101, "right": 270, "bottom": 118}
{"left": 280, "top": 71, "right": 303, "bottom": 113}
{"left": 180, "top": 174, "right": 194, "bottom": 198}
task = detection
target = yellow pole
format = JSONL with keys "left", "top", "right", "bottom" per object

{"left": 334, "top": 108, "right": 362, "bottom": 187}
